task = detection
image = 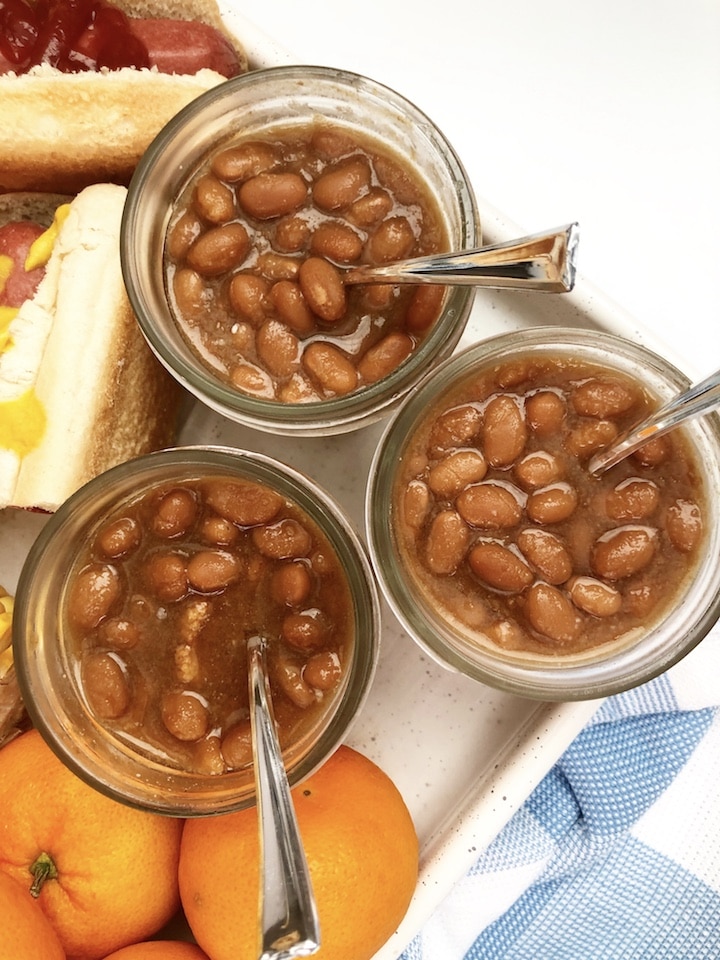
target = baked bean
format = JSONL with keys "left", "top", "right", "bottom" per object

{"left": 172, "top": 268, "right": 205, "bottom": 317}
{"left": 198, "top": 515, "right": 239, "bottom": 546}
{"left": 161, "top": 690, "right": 209, "bottom": 742}
{"left": 97, "top": 517, "right": 141, "bottom": 559}
{"left": 192, "top": 736, "right": 225, "bottom": 776}
{"left": 298, "top": 257, "right": 346, "bottom": 322}
{"left": 572, "top": 378, "right": 639, "bottom": 418}
{"left": 143, "top": 552, "right": 188, "bottom": 602}
{"left": 257, "top": 252, "right": 300, "bottom": 282}
{"left": 362, "top": 283, "right": 394, "bottom": 310}
{"left": 428, "top": 404, "right": 482, "bottom": 456}
{"left": 526, "top": 483, "right": 578, "bottom": 524}
{"left": 367, "top": 216, "right": 415, "bottom": 263}
{"left": 239, "top": 172, "right": 308, "bottom": 220}
{"left": 194, "top": 173, "right": 235, "bottom": 223}
{"left": 425, "top": 510, "right": 470, "bottom": 575}
{"left": 605, "top": 478, "right": 659, "bottom": 521}
{"left": 568, "top": 576, "right": 622, "bottom": 617}
{"left": 220, "top": 721, "right": 253, "bottom": 769}
{"left": 310, "top": 126, "right": 358, "bottom": 159}
{"left": 514, "top": 451, "right": 563, "bottom": 491}
{"left": 166, "top": 210, "right": 202, "bottom": 260}
{"left": 152, "top": 488, "right": 197, "bottom": 539}
{"left": 252, "top": 518, "right": 312, "bottom": 559}
{"left": 68, "top": 563, "right": 121, "bottom": 630}
{"left": 282, "top": 610, "right": 328, "bottom": 651}
{"left": 357, "top": 332, "right": 413, "bottom": 384}
{"left": 403, "top": 480, "right": 431, "bottom": 530}
{"left": 230, "top": 361, "right": 274, "bottom": 398}
{"left": 468, "top": 542, "right": 534, "bottom": 593}
{"left": 278, "top": 373, "right": 322, "bottom": 403}
{"left": 591, "top": 526, "right": 657, "bottom": 580}
{"left": 632, "top": 435, "right": 672, "bottom": 467}
{"left": 348, "top": 187, "right": 393, "bottom": 227}
{"left": 373, "top": 154, "right": 421, "bottom": 205}
{"left": 303, "top": 650, "right": 342, "bottom": 690}
{"left": 406, "top": 285, "right": 445, "bottom": 334}
{"left": 483, "top": 395, "right": 527, "bottom": 467}
{"left": 457, "top": 483, "right": 523, "bottom": 529}
{"left": 273, "top": 655, "right": 316, "bottom": 708}
{"left": 98, "top": 617, "right": 141, "bottom": 650}
{"left": 211, "top": 141, "right": 278, "bottom": 181}
{"left": 187, "top": 550, "right": 242, "bottom": 593}
{"left": 228, "top": 273, "right": 269, "bottom": 324}
{"left": 312, "top": 157, "right": 371, "bottom": 210}
{"left": 302, "top": 341, "right": 358, "bottom": 396}
{"left": 517, "top": 528, "right": 573, "bottom": 584}
{"left": 665, "top": 499, "right": 702, "bottom": 553}
{"left": 310, "top": 221, "right": 363, "bottom": 263}
{"left": 427, "top": 449, "right": 488, "bottom": 500}
{"left": 256, "top": 320, "right": 300, "bottom": 379}
{"left": 494, "top": 361, "right": 535, "bottom": 390}
{"left": 204, "top": 479, "right": 282, "bottom": 527}
{"left": 525, "top": 583, "right": 580, "bottom": 642}
{"left": 526, "top": 390, "right": 566, "bottom": 435}
{"left": 186, "top": 223, "right": 249, "bottom": 276}
{"left": 232, "top": 323, "right": 256, "bottom": 355}
{"left": 564, "top": 419, "right": 618, "bottom": 458}
{"left": 269, "top": 280, "right": 315, "bottom": 333}
{"left": 275, "top": 216, "right": 311, "bottom": 253}
{"left": 272, "top": 561, "right": 312, "bottom": 606}
{"left": 82, "top": 652, "right": 130, "bottom": 719}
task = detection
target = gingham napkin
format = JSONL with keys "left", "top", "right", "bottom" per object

{"left": 401, "top": 629, "right": 720, "bottom": 960}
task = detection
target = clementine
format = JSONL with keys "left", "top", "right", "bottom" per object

{"left": 0, "top": 729, "right": 184, "bottom": 960}
{"left": 0, "top": 870, "right": 66, "bottom": 960}
{"left": 179, "top": 745, "right": 418, "bottom": 960}
{"left": 100, "top": 941, "right": 209, "bottom": 960}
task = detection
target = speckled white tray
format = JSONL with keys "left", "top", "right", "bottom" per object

{"left": 0, "top": 10, "right": 690, "bottom": 958}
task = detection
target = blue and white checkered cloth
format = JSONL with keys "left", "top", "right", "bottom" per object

{"left": 402, "top": 630, "right": 720, "bottom": 960}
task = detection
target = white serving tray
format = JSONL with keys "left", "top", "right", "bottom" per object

{"left": 0, "top": 10, "right": 698, "bottom": 958}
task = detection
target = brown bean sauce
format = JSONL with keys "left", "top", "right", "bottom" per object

{"left": 64, "top": 476, "right": 353, "bottom": 774}
{"left": 164, "top": 122, "right": 449, "bottom": 402}
{"left": 394, "top": 355, "right": 705, "bottom": 656}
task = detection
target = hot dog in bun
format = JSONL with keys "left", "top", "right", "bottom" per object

{"left": 0, "top": 0, "right": 249, "bottom": 192}
{"left": 0, "top": 183, "right": 183, "bottom": 512}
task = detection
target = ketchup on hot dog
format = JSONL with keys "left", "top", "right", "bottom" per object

{"left": 0, "top": 0, "right": 242, "bottom": 77}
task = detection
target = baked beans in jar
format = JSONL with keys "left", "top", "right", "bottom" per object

{"left": 13, "top": 448, "right": 379, "bottom": 815}
{"left": 367, "top": 329, "right": 720, "bottom": 700}
{"left": 122, "top": 67, "right": 478, "bottom": 436}
{"left": 164, "top": 121, "right": 449, "bottom": 404}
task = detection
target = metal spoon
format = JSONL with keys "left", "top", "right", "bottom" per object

{"left": 247, "top": 634, "right": 320, "bottom": 960}
{"left": 342, "top": 222, "right": 579, "bottom": 292}
{"left": 588, "top": 365, "right": 720, "bottom": 475}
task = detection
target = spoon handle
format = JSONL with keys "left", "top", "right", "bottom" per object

{"left": 343, "top": 222, "right": 579, "bottom": 292}
{"left": 589, "top": 366, "right": 720, "bottom": 475}
{"left": 248, "top": 636, "right": 320, "bottom": 960}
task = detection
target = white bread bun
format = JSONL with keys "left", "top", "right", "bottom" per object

{"left": 0, "top": 0, "right": 248, "bottom": 193}
{"left": 0, "top": 184, "right": 184, "bottom": 512}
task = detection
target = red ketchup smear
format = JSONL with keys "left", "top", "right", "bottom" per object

{"left": 0, "top": 221, "right": 47, "bottom": 308}
{"left": 0, "top": 0, "right": 240, "bottom": 75}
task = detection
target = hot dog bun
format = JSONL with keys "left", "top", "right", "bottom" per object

{"left": 0, "top": 184, "right": 184, "bottom": 512}
{"left": 0, "top": 0, "right": 249, "bottom": 193}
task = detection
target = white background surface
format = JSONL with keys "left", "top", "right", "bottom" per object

{"left": 244, "top": 0, "right": 720, "bottom": 380}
